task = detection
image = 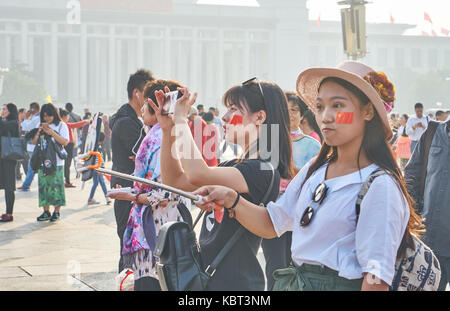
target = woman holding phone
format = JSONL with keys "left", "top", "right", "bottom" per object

{"left": 147, "top": 78, "right": 294, "bottom": 291}
{"left": 33, "top": 104, "right": 69, "bottom": 222}
{"left": 108, "top": 79, "right": 192, "bottom": 291}
{"left": 193, "top": 61, "right": 424, "bottom": 291}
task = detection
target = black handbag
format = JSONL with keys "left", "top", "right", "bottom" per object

{"left": 154, "top": 161, "right": 275, "bottom": 291}
{"left": 1, "top": 132, "right": 27, "bottom": 161}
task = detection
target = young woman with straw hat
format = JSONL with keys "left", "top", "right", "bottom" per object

{"left": 194, "top": 61, "right": 424, "bottom": 291}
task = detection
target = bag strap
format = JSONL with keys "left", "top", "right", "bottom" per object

{"left": 419, "top": 120, "right": 439, "bottom": 198}
{"left": 355, "top": 168, "right": 387, "bottom": 223}
{"left": 204, "top": 161, "right": 276, "bottom": 278}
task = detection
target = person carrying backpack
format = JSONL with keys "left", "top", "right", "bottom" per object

{"left": 194, "top": 61, "right": 427, "bottom": 291}
{"left": 148, "top": 78, "right": 293, "bottom": 291}
{"left": 32, "top": 104, "right": 70, "bottom": 222}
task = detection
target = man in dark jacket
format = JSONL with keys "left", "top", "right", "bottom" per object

{"left": 109, "top": 69, "right": 154, "bottom": 272}
{"left": 405, "top": 119, "right": 450, "bottom": 291}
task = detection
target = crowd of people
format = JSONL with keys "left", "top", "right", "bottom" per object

{"left": 0, "top": 60, "right": 449, "bottom": 292}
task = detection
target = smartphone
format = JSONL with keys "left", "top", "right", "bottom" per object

{"left": 161, "top": 91, "right": 179, "bottom": 115}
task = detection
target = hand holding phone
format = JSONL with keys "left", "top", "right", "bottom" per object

{"left": 161, "top": 91, "right": 179, "bottom": 115}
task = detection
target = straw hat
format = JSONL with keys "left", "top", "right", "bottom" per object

{"left": 296, "top": 61, "right": 394, "bottom": 140}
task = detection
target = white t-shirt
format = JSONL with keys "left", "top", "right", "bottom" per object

{"left": 49, "top": 122, "right": 70, "bottom": 167}
{"left": 405, "top": 115, "right": 428, "bottom": 141}
{"left": 266, "top": 159, "right": 410, "bottom": 285}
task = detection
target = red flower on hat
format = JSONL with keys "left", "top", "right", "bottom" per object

{"left": 363, "top": 71, "right": 396, "bottom": 112}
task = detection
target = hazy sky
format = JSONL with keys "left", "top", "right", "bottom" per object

{"left": 199, "top": 1, "right": 450, "bottom": 31}
{"left": 307, "top": 0, "right": 450, "bottom": 30}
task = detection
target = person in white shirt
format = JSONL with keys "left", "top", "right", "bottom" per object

{"left": 193, "top": 61, "right": 424, "bottom": 291}
{"left": 405, "top": 103, "right": 428, "bottom": 153}
{"left": 18, "top": 102, "right": 41, "bottom": 191}
{"left": 32, "top": 104, "right": 70, "bottom": 222}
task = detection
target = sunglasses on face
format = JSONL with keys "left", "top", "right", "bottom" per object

{"left": 300, "top": 182, "right": 328, "bottom": 227}
{"left": 242, "top": 77, "right": 268, "bottom": 112}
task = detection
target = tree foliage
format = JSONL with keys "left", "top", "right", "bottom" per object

{"left": 0, "top": 63, "right": 46, "bottom": 108}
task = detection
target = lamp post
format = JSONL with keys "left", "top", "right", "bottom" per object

{"left": 0, "top": 67, "right": 10, "bottom": 97}
{"left": 338, "top": 0, "right": 368, "bottom": 60}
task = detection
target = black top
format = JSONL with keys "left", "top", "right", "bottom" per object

{"left": 199, "top": 158, "right": 280, "bottom": 291}
{"left": 0, "top": 119, "right": 20, "bottom": 191}
{"left": 109, "top": 104, "right": 144, "bottom": 188}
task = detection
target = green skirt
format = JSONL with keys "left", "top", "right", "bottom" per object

{"left": 38, "top": 166, "right": 66, "bottom": 207}
{"left": 273, "top": 262, "right": 363, "bottom": 291}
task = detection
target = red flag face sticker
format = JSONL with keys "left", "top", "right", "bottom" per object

{"left": 230, "top": 114, "right": 243, "bottom": 125}
{"left": 336, "top": 112, "right": 353, "bottom": 124}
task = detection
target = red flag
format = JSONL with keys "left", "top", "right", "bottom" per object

{"left": 390, "top": 14, "right": 395, "bottom": 24}
{"left": 104, "top": 174, "right": 111, "bottom": 183}
{"left": 442, "top": 28, "right": 450, "bottom": 36}
{"left": 336, "top": 112, "right": 353, "bottom": 124}
{"left": 424, "top": 12, "right": 432, "bottom": 23}
{"left": 317, "top": 14, "right": 321, "bottom": 27}
{"left": 230, "top": 114, "right": 243, "bottom": 125}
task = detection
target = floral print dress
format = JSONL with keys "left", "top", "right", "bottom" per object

{"left": 122, "top": 124, "right": 189, "bottom": 280}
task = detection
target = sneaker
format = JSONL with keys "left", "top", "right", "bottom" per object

{"left": 50, "top": 211, "right": 60, "bottom": 222}
{"left": 37, "top": 211, "right": 52, "bottom": 221}
{"left": 0, "top": 214, "right": 13, "bottom": 222}
{"left": 65, "top": 183, "right": 76, "bottom": 188}
{"left": 105, "top": 196, "right": 112, "bottom": 205}
{"left": 87, "top": 199, "right": 100, "bottom": 206}
{"left": 18, "top": 186, "right": 30, "bottom": 192}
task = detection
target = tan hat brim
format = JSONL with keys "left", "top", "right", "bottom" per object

{"left": 296, "top": 68, "right": 393, "bottom": 141}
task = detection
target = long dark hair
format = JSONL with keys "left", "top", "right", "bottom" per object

{"left": 40, "top": 103, "right": 61, "bottom": 125}
{"left": 303, "top": 77, "right": 423, "bottom": 258}
{"left": 5, "top": 103, "right": 18, "bottom": 121}
{"left": 223, "top": 81, "right": 294, "bottom": 179}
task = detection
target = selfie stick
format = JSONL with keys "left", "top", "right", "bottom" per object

{"left": 75, "top": 151, "right": 218, "bottom": 207}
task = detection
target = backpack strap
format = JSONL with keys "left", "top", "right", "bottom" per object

{"left": 355, "top": 168, "right": 387, "bottom": 223}
{"left": 419, "top": 120, "right": 439, "bottom": 198}
{"left": 204, "top": 161, "right": 276, "bottom": 278}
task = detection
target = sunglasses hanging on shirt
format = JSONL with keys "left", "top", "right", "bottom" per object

{"left": 300, "top": 182, "right": 329, "bottom": 227}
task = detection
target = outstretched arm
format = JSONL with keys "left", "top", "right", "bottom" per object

{"left": 149, "top": 88, "right": 250, "bottom": 194}
{"left": 193, "top": 185, "right": 277, "bottom": 239}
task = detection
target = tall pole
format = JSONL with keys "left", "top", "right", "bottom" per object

{"left": 338, "top": 0, "right": 368, "bottom": 60}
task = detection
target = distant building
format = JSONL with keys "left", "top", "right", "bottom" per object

{"left": 0, "top": 0, "right": 449, "bottom": 113}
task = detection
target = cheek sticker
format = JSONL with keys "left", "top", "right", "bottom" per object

{"left": 336, "top": 112, "right": 354, "bottom": 124}
{"left": 230, "top": 114, "right": 243, "bottom": 125}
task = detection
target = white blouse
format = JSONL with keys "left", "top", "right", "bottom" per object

{"left": 266, "top": 159, "right": 410, "bottom": 285}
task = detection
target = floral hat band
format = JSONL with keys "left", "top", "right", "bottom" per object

{"left": 363, "top": 71, "right": 396, "bottom": 113}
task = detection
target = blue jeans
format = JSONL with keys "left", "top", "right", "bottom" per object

{"left": 89, "top": 172, "right": 108, "bottom": 199}
{"left": 21, "top": 151, "right": 36, "bottom": 188}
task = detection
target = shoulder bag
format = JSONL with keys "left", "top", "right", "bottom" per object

{"left": 154, "top": 161, "right": 275, "bottom": 291}
{"left": 1, "top": 126, "right": 27, "bottom": 161}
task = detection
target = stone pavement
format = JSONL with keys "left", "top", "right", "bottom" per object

{"left": 0, "top": 165, "right": 120, "bottom": 291}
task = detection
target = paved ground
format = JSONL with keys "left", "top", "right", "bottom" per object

{"left": 0, "top": 161, "right": 448, "bottom": 291}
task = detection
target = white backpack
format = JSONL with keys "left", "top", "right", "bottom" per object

{"left": 356, "top": 169, "right": 441, "bottom": 291}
